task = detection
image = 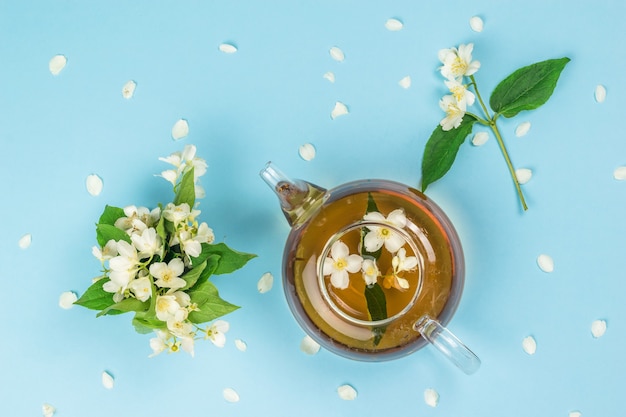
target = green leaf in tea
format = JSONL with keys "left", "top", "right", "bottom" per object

{"left": 364, "top": 283, "right": 388, "bottom": 345}
{"left": 490, "top": 57, "right": 570, "bottom": 118}
{"left": 421, "top": 114, "right": 477, "bottom": 192}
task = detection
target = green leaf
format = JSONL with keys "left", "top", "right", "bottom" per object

{"left": 173, "top": 167, "right": 196, "bottom": 208}
{"left": 192, "top": 254, "right": 221, "bottom": 289}
{"left": 132, "top": 312, "right": 166, "bottom": 334}
{"left": 96, "top": 223, "right": 131, "bottom": 247}
{"left": 489, "top": 57, "right": 570, "bottom": 118}
{"left": 96, "top": 297, "right": 149, "bottom": 317}
{"left": 155, "top": 214, "right": 167, "bottom": 245}
{"left": 98, "top": 205, "right": 125, "bottom": 226}
{"left": 180, "top": 260, "right": 207, "bottom": 291}
{"left": 420, "top": 115, "right": 477, "bottom": 192}
{"left": 74, "top": 279, "right": 115, "bottom": 311}
{"left": 187, "top": 280, "right": 239, "bottom": 324}
{"left": 361, "top": 193, "right": 382, "bottom": 260}
{"left": 364, "top": 283, "right": 387, "bottom": 322}
{"left": 364, "top": 283, "right": 388, "bottom": 346}
{"left": 193, "top": 242, "right": 256, "bottom": 275}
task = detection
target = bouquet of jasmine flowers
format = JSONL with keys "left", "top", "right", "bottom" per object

{"left": 76, "top": 145, "right": 255, "bottom": 357}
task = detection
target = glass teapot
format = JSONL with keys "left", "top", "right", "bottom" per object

{"left": 261, "top": 162, "right": 480, "bottom": 374}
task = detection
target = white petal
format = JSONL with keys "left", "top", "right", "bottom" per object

{"left": 122, "top": 80, "right": 137, "bottom": 99}
{"left": 537, "top": 254, "right": 554, "bottom": 273}
{"left": 300, "top": 335, "right": 321, "bottom": 355}
{"left": 469, "top": 16, "right": 484, "bottom": 32}
{"left": 330, "top": 101, "right": 349, "bottom": 119}
{"left": 298, "top": 143, "right": 316, "bottom": 161}
{"left": 569, "top": 411, "right": 582, "bottom": 417}
{"left": 424, "top": 388, "right": 439, "bottom": 407}
{"left": 515, "top": 168, "right": 533, "bottom": 184}
{"left": 337, "top": 384, "right": 357, "bottom": 400}
{"left": 613, "top": 166, "right": 626, "bottom": 180}
{"left": 102, "top": 371, "right": 115, "bottom": 389}
{"left": 223, "top": 388, "right": 240, "bottom": 403}
{"left": 42, "top": 403, "right": 56, "bottom": 417}
{"left": 323, "top": 71, "right": 335, "bottom": 83}
{"left": 59, "top": 291, "right": 77, "bottom": 309}
{"left": 398, "top": 76, "right": 411, "bottom": 89}
{"left": 86, "top": 174, "right": 103, "bottom": 196}
{"left": 219, "top": 43, "right": 238, "bottom": 54}
{"left": 234, "top": 339, "right": 247, "bottom": 352}
{"left": 329, "top": 46, "right": 345, "bottom": 62}
{"left": 385, "top": 18, "right": 404, "bottom": 31}
{"left": 257, "top": 272, "right": 274, "bottom": 294}
{"left": 515, "top": 121, "right": 531, "bottom": 137}
{"left": 594, "top": 84, "right": 606, "bottom": 103}
{"left": 471, "top": 131, "right": 489, "bottom": 146}
{"left": 171, "top": 119, "right": 189, "bottom": 141}
{"left": 591, "top": 319, "right": 607, "bottom": 338}
{"left": 522, "top": 335, "right": 537, "bottom": 355}
{"left": 49, "top": 55, "right": 67, "bottom": 75}
{"left": 18, "top": 233, "right": 32, "bottom": 249}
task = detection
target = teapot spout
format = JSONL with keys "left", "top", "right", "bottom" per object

{"left": 260, "top": 162, "right": 327, "bottom": 227}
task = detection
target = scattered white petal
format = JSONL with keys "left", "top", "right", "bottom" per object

{"left": 471, "top": 131, "right": 489, "bottom": 146}
{"left": 218, "top": 43, "right": 238, "bottom": 54}
{"left": 59, "top": 291, "right": 78, "bottom": 309}
{"left": 613, "top": 166, "right": 626, "bottom": 180}
{"left": 298, "top": 143, "right": 316, "bottom": 161}
{"left": 300, "top": 335, "right": 321, "bottom": 355}
{"left": 235, "top": 339, "right": 247, "bottom": 352}
{"left": 537, "top": 254, "right": 554, "bottom": 273}
{"left": 398, "top": 76, "right": 411, "bottom": 89}
{"left": 569, "top": 411, "right": 582, "bottom": 417}
{"left": 122, "top": 80, "right": 137, "bottom": 99}
{"left": 257, "top": 272, "right": 274, "bottom": 293}
{"left": 385, "top": 18, "right": 404, "bottom": 31}
{"left": 331, "top": 101, "right": 349, "bottom": 119}
{"left": 86, "top": 174, "right": 103, "bottom": 196}
{"left": 337, "top": 384, "right": 357, "bottom": 400}
{"left": 591, "top": 320, "right": 607, "bottom": 338}
{"left": 223, "top": 388, "right": 240, "bottom": 403}
{"left": 18, "top": 233, "right": 32, "bottom": 249}
{"left": 515, "top": 168, "right": 533, "bottom": 184}
{"left": 323, "top": 71, "right": 336, "bottom": 83}
{"left": 522, "top": 335, "right": 537, "bottom": 355}
{"left": 469, "top": 16, "right": 484, "bottom": 32}
{"left": 424, "top": 388, "right": 439, "bottom": 407}
{"left": 329, "top": 46, "right": 345, "bottom": 62}
{"left": 594, "top": 84, "right": 606, "bottom": 103}
{"left": 171, "top": 119, "right": 189, "bottom": 141}
{"left": 102, "top": 371, "right": 114, "bottom": 389}
{"left": 515, "top": 121, "right": 531, "bottom": 137}
{"left": 49, "top": 55, "right": 67, "bottom": 75}
{"left": 42, "top": 403, "right": 56, "bottom": 417}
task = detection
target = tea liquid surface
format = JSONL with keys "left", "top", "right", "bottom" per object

{"left": 286, "top": 185, "right": 458, "bottom": 353}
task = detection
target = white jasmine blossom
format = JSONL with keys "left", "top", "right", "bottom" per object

{"left": 362, "top": 209, "right": 407, "bottom": 253}
{"left": 439, "top": 95, "right": 466, "bottom": 131}
{"left": 392, "top": 248, "right": 418, "bottom": 273}
{"left": 150, "top": 258, "right": 186, "bottom": 291}
{"left": 129, "top": 276, "right": 152, "bottom": 302}
{"left": 92, "top": 240, "right": 118, "bottom": 262}
{"left": 438, "top": 43, "right": 480, "bottom": 81}
{"left": 205, "top": 320, "right": 230, "bottom": 347}
{"left": 322, "top": 240, "right": 363, "bottom": 289}
{"left": 361, "top": 259, "right": 379, "bottom": 286}
{"left": 163, "top": 202, "right": 191, "bottom": 226}
{"left": 149, "top": 330, "right": 171, "bottom": 357}
{"left": 444, "top": 79, "right": 475, "bottom": 107}
{"left": 155, "top": 295, "right": 182, "bottom": 321}
{"left": 130, "top": 227, "right": 162, "bottom": 259}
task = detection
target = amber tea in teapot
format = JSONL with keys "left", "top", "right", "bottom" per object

{"left": 261, "top": 163, "right": 480, "bottom": 373}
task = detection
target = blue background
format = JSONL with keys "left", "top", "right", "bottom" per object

{"left": 1, "top": 0, "right": 624, "bottom": 415}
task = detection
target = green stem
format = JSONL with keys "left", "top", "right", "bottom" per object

{"left": 469, "top": 76, "right": 528, "bottom": 211}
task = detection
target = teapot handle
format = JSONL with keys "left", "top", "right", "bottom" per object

{"left": 414, "top": 316, "right": 481, "bottom": 375}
